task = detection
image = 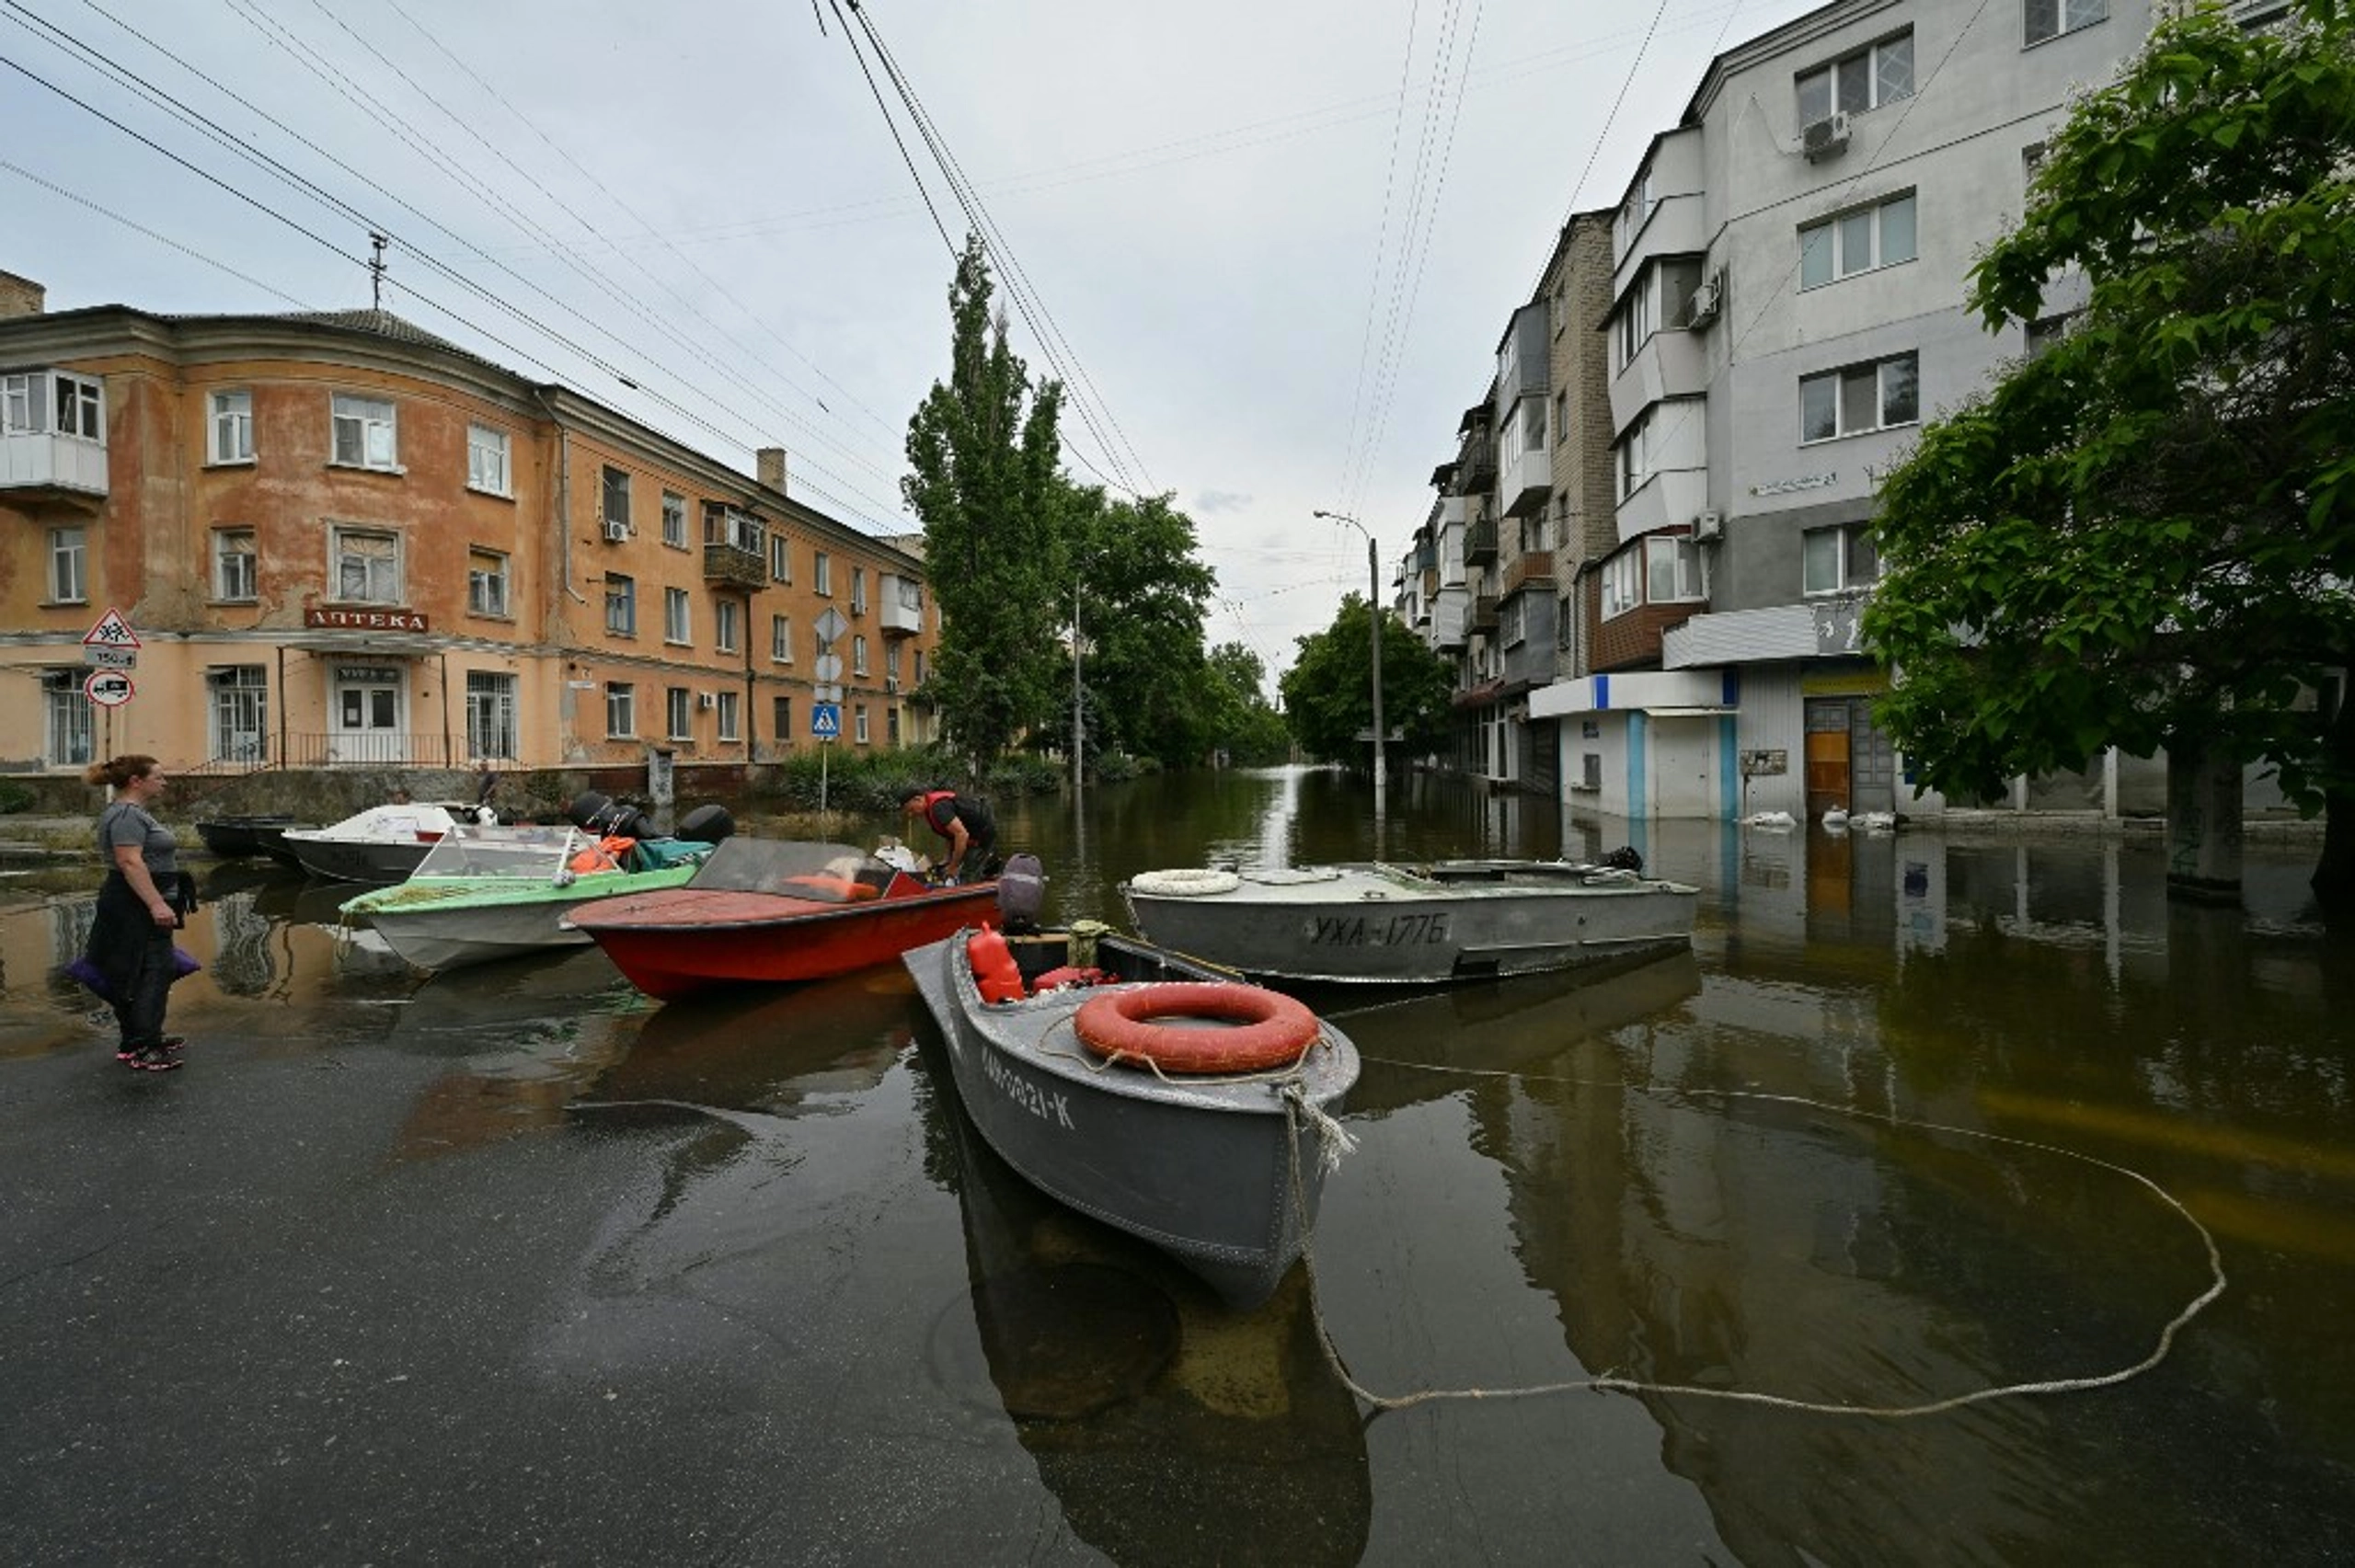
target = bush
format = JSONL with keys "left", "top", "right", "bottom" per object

{"left": 0, "top": 780, "right": 31, "bottom": 816}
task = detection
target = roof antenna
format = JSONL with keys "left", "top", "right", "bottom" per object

{"left": 368, "top": 233, "right": 389, "bottom": 310}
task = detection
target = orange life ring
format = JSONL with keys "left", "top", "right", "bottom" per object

{"left": 1074, "top": 983, "right": 1320, "bottom": 1075}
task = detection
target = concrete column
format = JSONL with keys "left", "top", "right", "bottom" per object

{"left": 2165, "top": 745, "right": 2244, "bottom": 902}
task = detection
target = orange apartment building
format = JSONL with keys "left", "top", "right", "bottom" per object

{"left": 0, "top": 271, "right": 938, "bottom": 784}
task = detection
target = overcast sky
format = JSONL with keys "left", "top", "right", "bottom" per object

{"left": 4, "top": 0, "right": 1823, "bottom": 686}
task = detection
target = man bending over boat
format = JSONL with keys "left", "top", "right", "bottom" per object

{"left": 899, "top": 786, "right": 1001, "bottom": 884}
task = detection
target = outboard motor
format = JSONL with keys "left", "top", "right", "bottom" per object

{"left": 1600, "top": 845, "right": 1645, "bottom": 875}
{"left": 567, "top": 790, "right": 655, "bottom": 841}
{"left": 675, "top": 803, "right": 735, "bottom": 844}
{"left": 996, "top": 853, "right": 1047, "bottom": 935}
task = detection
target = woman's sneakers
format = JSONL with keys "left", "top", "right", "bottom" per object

{"left": 121, "top": 1038, "right": 186, "bottom": 1072}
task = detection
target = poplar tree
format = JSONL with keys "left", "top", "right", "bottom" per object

{"left": 903, "top": 235, "right": 1068, "bottom": 766}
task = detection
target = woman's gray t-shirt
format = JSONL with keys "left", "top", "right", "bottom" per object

{"left": 98, "top": 801, "right": 178, "bottom": 881}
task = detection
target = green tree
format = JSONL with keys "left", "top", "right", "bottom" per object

{"left": 1280, "top": 595, "right": 1454, "bottom": 765}
{"left": 1061, "top": 487, "right": 1220, "bottom": 768}
{"left": 1863, "top": 1, "right": 2355, "bottom": 906}
{"left": 903, "top": 235, "right": 1069, "bottom": 767}
{"left": 1203, "top": 642, "right": 1292, "bottom": 765}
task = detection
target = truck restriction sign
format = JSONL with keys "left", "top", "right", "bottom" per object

{"left": 85, "top": 670, "right": 136, "bottom": 707}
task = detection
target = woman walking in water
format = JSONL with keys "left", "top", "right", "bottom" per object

{"left": 83, "top": 754, "right": 188, "bottom": 1072}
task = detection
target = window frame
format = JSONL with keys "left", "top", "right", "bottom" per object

{"left": 606, "top": 681, "right": 637, "bottom": 738}
{"left": 665, "top": 687, "right": 694, "bottom": 740}
{"left": 213, "top": 527, "right": 258, "bottom": 602}
{"left": 601, "top": 465, "right": 633, "bottom": 532}
{"left": 663, "top": 587, "right": 692, "bottom": 646}
{"left": 1798, "top": 191, "right": 1918, "bottom": 290}
{"left": 813, "top": 551, "right": 833, "bottom": 597}
{"left": 329, "top": 525, "right": 403, "bottom": 605}
{"left": 661, "top": 490, "right": 688, "bottom": 548}
{"left": 465, "top": 424, "right": 511, "bottom": 498}
{"left": 715, "top": 690, "right": 741, "bottom": 742}
{"left": 210, "top": 389, "right": 254, "bottom": 465}
{"left": 604, "top": 573, "right": 637, "bottom": 638}
{"left": 2025, "top": 0, "right": 2105, "bottom": 47}
{"left": 1803, "top": 523, "right": 1880, "bottom": 596}
{"left": 715, "top": 598, "right": 740, "bottom": 654}
{"left": 464, "top": 670, "right": 519, "bottom": 761}
{"left": 1798, "top": 352, "right": 1920, "bottom": 444}
{"left": 1796, "top": 31, "right": 1914, "bottom": 128}
{"left": 329, "top": 393, "right": 399, "bottom": 472}
{"left": 48, "top": 526, "right": 87, "bottom": 603}
{"left": 54, "top": 372, "right": 103, "bottom": 441}
{"left": 771, "top": 613, "right": 794, "bottom": 664}
{"left": 466, "top": 548, "right": 511, "bottom": 619}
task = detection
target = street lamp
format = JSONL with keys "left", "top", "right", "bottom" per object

{"left": 1313, "top": 509, "right": 1386, "bottom": 821}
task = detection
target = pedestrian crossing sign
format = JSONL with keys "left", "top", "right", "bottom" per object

{"left": 810, "top": 702, "right": 841, "bottom": 740}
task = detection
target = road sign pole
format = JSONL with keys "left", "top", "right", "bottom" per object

{"left": 820, "top": 738, "right": 830, "bottom": 815}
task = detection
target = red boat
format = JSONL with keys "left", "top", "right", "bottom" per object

{"left": 564, "top": 838, "right": 1000, "bottom": 1001}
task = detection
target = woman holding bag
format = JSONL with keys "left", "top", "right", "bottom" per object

{"left": 82, "top": 754, "right": 190, "bottom": 1072}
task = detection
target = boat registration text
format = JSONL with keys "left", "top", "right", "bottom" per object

{"left": 1307, "top": 912, "right": 1451, "bottom": 948}
{"left": 985, "top": 1049, "right": 1073, "bottom": 1129}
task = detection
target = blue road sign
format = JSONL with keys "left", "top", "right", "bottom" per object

{"left": 810, "top": 702, "right": 841, "bottom": 740}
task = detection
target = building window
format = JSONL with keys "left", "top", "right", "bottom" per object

{"left": 1796, "top": 31, "right": 1913, "bottom": 127}
{"left": 715, "top": 690, "right": 740, "bottom": 741}
{"left": 1647, "top": 535, "right": 1705, "bottom": 604}
{"left": 329, "top": 393, "right": 397, "bottom": 470}
{"left": 55, "top": 372, "right": 103, "bottom": 439}
{"left": 0, "top": 372, "right": 32, "bottom": 433}
{"left": 2026, "top": 314, "right": 2075, "bottom": 359}
{"left": 664, "top": 587, "right": 691, "bottom": 645}
{"left": 773, "top": 695, "right": 793, "bottom": 739}
{"left": 772, "top": 613, "right": 793, "bottom": 663}
{"left": 465, "top": 425, "right": 511, "bottom": 496}
{"left": 704, "top": 501, "right": 764, "bottom": 554}
{"left": 1614, "top": 258, "right": 1704, "bottom": 370}
{"left": 1803, "top": 523, "right": 1879, "bottom": 595}
{"left": 1614, "top": 163, "right": 1657, "bottom": 256}
{"left": 887, "top": 705, "right": 901, "bottom": 747}
{"left": 666, "top": 687, "right": 693, "bottom": 739}
{"left": 662, "top": 490, "right": 687, "bottom": 548}
{"left": 852, "top": 635, "right": 868, "bottom": 677}
{"left": 331, "top": 527, "right": 402, "bottom": 603}
{"left": 1602, "top": 548, "right": 1642, "bottom": 619}
{"left": 1501, "top": 596, "right": 1526, "bottom": 648}
{"left": 2022, "top": 142, "right": 2050, "bottom": 188}
{"left": 715, "top": 598, "right": 739, "bottom": 653}
{"left": 44, "top": 669, "right": 94, "bottom": 768}
{"left": 1616, "top": 406, "right": 1663, "bottom": 501}
{"left": 886, "top": 641, "right": 902, "bottom": 683}
{"left": 210, "top": 390, "right": 253, "bottom": 464}
{"left": 769, "top": 533, "right": 792, "bottom": 583}
{"left": 601, "top": 465, "right": 632, "bottom": 533}
{"left": 213, "top": 528, "right": 258, "bottom": 601}
{"left": 48, "top": 527, "right": 86, "bottom": 603}
{"left": 606, "top": 682, "right": 636, "bottom": 738}
{"left": 1553, "top": 389, "right": 1568, "bottom": 445}
{"left": 897, "top": 575, "right": 924, "bottom": 614}
{"left": 851, "top": 567, "right": 867, "bottom": 615}
{"left": 467, "top": 549, "right": 510, "bottom": 617}
{"left": 604, "top": 573, "right": 637, "bottom": 637}
{"left": 1799, "top": 352, "right": 1918, "bottom": 443}
{"left": 814, "top": 551, "right": 833, "bottom": 596}
{"left": 854, "top": 704, "right": 870, "bottom": 745}
{"left": 2026, "top": 0, "right": 2104, "bottom": 46}
{"left": 207, "top": 666, "right": 269, "bottom": 763}
{"left": 465, "top": 671, "right": 518, "bottom": 760}
{"left": 1798, "top": 192, "right": 1917, "bottom": 289}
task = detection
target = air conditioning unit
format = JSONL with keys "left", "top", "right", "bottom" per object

{"left": 1684, "top": 277, "right": 1722, "bottom": 330}
{"left": 1694, "top": 509, "right": 1724, "bottom": 540}
{"left": 603, "top": 520, "right": 629, "bottom": 543}
{"left": 1802, "top": 110, "right": 1851, "bottom": 162}
{"left": 696, "top": 692, "right": 717, "bottom": 711}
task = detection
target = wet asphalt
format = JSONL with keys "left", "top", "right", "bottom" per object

{"left": 0, "top": 1004, "right": 1085, "bottom": 1564}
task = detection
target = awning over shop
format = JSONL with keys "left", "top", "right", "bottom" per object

{"left": 1451, "top": 679, "right": 1506, "bottom": 710}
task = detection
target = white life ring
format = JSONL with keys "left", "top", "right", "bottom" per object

{"left": 1127, "top": 867, "right": 1241, "bottom": 898}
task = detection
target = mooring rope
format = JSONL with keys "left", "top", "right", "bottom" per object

{"left": 1285, "top": 1057, "right": 2229, "bottom": 1420}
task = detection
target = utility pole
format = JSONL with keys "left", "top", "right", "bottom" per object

{"left": 1314, "top": 510, "right": 1385, "bottom": 823}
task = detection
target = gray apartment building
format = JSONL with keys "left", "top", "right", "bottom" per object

{"left": 1417, "top": 0, "right": 2162, "bottom": 818}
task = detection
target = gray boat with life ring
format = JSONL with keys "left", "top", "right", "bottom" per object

{"left": 903, "top": 887, "right": 1360, "bottom": 1310}
{"left": 1120, "top": 857, "right": 1700, "bottom": 985}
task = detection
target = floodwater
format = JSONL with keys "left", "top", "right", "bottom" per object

{"left": 3, "top": 766, "right": 2351, "bottom": 1564}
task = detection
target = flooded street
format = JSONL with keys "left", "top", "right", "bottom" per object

{"left": 3, "top": 767, "right": 2351, "bottom": 1563}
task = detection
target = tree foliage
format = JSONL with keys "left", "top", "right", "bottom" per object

{"left": 903, "top": 235, "right": 1068, "bottom": 767}
{"left": 1279, "top": 594, "right": 1454, "bottom": 765}
{"left": 1202, "top": 642, "right": 1292, "bottom": 766}
{"left": 1058, "top": 486, "right": 1221, "bottom": 768}
{"left": 1862, "top": 1, "right": 2355, "bottom": 897}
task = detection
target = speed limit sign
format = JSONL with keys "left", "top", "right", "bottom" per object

{"left": 84, "top": 670, "right": 135, "bottom": 707}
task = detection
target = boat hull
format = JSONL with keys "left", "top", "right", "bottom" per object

{"left": 284, "top": 836, "right": 438, "bottom": 885}
{"left": 1124, "top": 863, "right": 1699, "bottom": 984}
{"left": 570, "top": 883, "right": 999, "bottom": 1000}
{"left": 196, "top": 816, "right": 314, "bottom": 863}
{"left": 352, "top": 865, "right": 702, "bottom": 971}
{"left": 904, "top": 932, "right": 1360, "bottom": 1309}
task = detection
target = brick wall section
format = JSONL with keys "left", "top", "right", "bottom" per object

{"left": 1540, "top": 213, "right": 1617, "bottom": 678}
{"left": 0, "top": 270, "right": 43, "bottom": 318}
{"left": 1587, "top": 580, "right": 1684, "bottom": 671}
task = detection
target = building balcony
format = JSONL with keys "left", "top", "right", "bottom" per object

{"left": 1430, "top": 588, "right": 1469, "bottom": 651}
{"left": 1470, "top": 594, "right": 1499, "bottom": 634}
{"left": 1607, "top": 328, "right": 1710, "bottom": 436}
{"left": 1464, "top": 518, "right": 1499, "bottom": 566}
{"left": 0, "top": 431, "right": 108, "bottom": 506}
{"left": 1499, "top": 441, "right": 1552, "bottom": 519}
{"left": 878, "top": 587, "right": 924, "bottom": 637}
{"left": 1501, "top": 551, "right": 1555, "bottom": 601}
{"left": 702, "top": 542, "right": 767, "bottom": 591}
